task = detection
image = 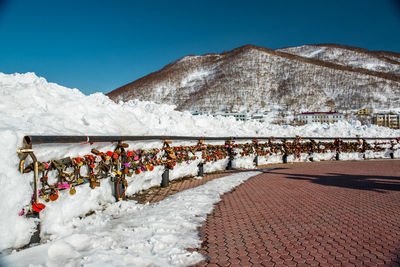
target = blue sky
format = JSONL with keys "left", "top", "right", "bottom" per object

{"left": 1, "top": 0, "right": 400, "bottom": 94}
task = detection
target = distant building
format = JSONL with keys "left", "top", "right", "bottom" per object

{"left": 251, "top": 113, "right": 264, "bottom": 122}
{"left": 213, "top": 113, "right": 248, "bottom": 121}
{"left": 192, "top": 110, "right": 205, "bottom": 116}
{"left": 372, "top": 113, "right": 399, "bottom": 129}
{"left": 356, "top": 108, "right": 369, "bottom": 115}
{"left": 296, "top": 112, "right": 343, "bottom": 124}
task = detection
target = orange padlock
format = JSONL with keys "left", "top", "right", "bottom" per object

{"left": 49, "top": 189, "right": 59, "bottom": 201}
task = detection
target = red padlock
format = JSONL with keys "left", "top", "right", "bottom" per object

{"left": 32, "top": 202, "right": 46, "bottom": 213}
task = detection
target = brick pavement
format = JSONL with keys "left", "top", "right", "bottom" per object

{"left": 128, "top": 171, "right": 235, "bottom": 204}
{"left": 192, "top": 160, "right": 400, "bottom": 266}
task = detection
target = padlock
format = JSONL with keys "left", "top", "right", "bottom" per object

{"left": 69, "top": 185, "right": 76, "bottom": 195}
{"left": 49, "top": 189, "right": 59, "bottom": 201}
{"left": 91, "top": 148, "right": 101, "bottom": 155}
{"left": 89, "top": 180, "right": 96, "bottom": 189}
{"left": 147, "top": 164, "right": 154, "bottom": 171}
{"left": 32, "top": 202, "right": 46, "bottom": 213}
{"left": 42, "top": 194, "right": 49, "bottom": 202}
{"left": 118, "top": 143, "right": 129, "bottom": 148}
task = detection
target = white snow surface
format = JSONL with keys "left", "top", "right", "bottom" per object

{"left": 3, "top": 171, "right": 260, "bottom": 267}
{"left": 0, "top": 72, "right": 399, "bottom": 265}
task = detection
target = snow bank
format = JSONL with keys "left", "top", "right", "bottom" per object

{"left": 0, "top": 72, "right": 399, "bottom": 253}
{"left": 3, "top": 171, "right": 261, "bottom": 267}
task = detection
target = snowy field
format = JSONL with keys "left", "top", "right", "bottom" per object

{"left": 0, "top": 72, "right": 399, "bottom": 266}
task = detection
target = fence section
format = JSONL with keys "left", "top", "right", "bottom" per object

{"left": 17, "top": 135, "right": 399, "bottom": 244}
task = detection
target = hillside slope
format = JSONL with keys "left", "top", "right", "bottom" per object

{"left": 107, "top": 44, "right": 400, "bottom": 113}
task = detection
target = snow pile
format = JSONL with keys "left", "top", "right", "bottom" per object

{"left": 0, "top": 72, "right": 399, "bottom": 259}
{"left": 3, "top": 171, "right": 260, "bottom": 267}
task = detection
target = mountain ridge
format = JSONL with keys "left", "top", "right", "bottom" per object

{"left": 107, "top": 44, "right": 400, "bottom": 113}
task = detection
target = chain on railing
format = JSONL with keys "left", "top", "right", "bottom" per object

{"left": 17, "top": 135, "right": 399, "bottom": 244}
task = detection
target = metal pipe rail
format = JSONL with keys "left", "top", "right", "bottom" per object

{"left": 23, "top": 135, "right": 399, "bottom": 145}
{"left": 20, "top": 134, "right": 400, "bottom": 199}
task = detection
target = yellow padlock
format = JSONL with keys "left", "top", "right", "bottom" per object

{"left": 69, "top": 185, "right": 76, "bottom": 195}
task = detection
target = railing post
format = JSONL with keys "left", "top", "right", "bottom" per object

{"left": 226, "top": 139, "right": 234, "bottom": 170}
{"left": 308, "top": 139, "right": 314, "bottom": 162}
{"left": 113, "top": 142, "right": 128, "bottom": 201}
{"left": 27, "top": 213, "right": 41, "bottom": 244}
{"left": 29, "top": 156, "right": 41, "bottom": 245}
{"left": 254, "top": 156, "right": 259, "bottom": 166}
{"left": 161, "top": 169, "right": 169, "bottom": 187}
{"left": 253, "top": 139, "right": 259, "bottom": 166}
{"left": 361, "top": 139, "right": 366, "bottom": 160}
{"left": 390, "top": 141, "right": 395, "bottom": 159}
{"left": 335, "top": 138, "right": 341, "bottom": 161}
{"left": 282, "top": 139, "right": 288, "bottom": 163}
{"left": 198, "top": 163, "right": 204, "bottom": 177}
{"left": 17, "top": 141, "right": 42, "bottom": 245}
{"left": 226, "top": 159, "right": 233, "bottom": 170}
{"left": 283, "top": 154, "right": 288, "bottom": 163}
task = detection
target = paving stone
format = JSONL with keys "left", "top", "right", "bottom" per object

{"left": 184, "top": 160, "right": 400, "bottom": 267}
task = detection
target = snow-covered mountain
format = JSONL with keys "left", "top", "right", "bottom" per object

{"left": 278, "top": 44, "right": 400, "bottom": 76}
{"left": 107, "top": 44, "right": 400, "bottom": 113}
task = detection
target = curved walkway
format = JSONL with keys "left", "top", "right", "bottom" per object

{"left": 193, "top": 160, "right": 400, "bottom": 266}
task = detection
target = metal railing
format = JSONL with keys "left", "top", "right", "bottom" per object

{"left": 17, "top": 135, "right": 399, "bottom": 245}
